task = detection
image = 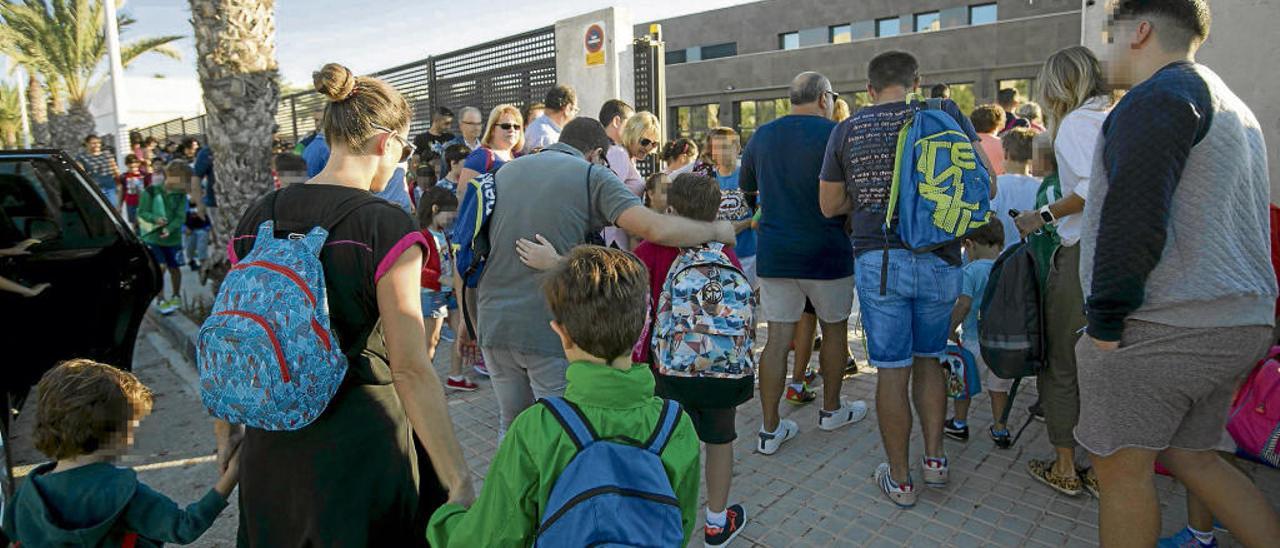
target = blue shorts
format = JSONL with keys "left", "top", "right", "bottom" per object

{"left": 420, "top": 289, "right": 452, "bottom": 319}
{"left": 854, "top": 249, "right": 962, "bottom": 369}
{"left": 148, "top": 244, "right": 182, "bottom": 269}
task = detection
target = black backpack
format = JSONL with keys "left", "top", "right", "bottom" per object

{"left": 978, "top": 241, "right": 1046, "bottom": 440}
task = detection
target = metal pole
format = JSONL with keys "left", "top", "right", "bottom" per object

{"left": 17, "top": 68, "right": 32, "bottom": 148}
{"left": 103, "top": 0, "right": 128, "bottom": 166}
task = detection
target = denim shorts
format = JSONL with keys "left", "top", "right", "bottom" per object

{"left": 854, "top": 249, "right": 962, "bottom": 369}
{"left": 420, "top": 289, "right": 452, "bottom": 319}
{"left": 148, "top": 244, "right": 182, "bottom": 269}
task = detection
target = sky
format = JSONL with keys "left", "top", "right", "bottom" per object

{"left": 122, "top": 0, "right": 757, "bottom": 88}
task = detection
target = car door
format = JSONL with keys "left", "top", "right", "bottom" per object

{"left": 0, "top": 154, "right": 159, "bottom": 394}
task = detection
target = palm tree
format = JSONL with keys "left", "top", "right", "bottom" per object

{"left": 0, "top": 0, "right": 184, "bottom": 151}
{"left": 0, "top": 81, "right": 23, "bottom": 146}
{"left": 189, "top": 0, "right": 279, "bottom": 281}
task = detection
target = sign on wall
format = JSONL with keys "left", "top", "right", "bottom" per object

{"left": 585, "top": 22, "right": 606, "bottom": 66}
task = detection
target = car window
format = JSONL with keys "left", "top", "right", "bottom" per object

{"left": 0, "top": 158, "right": 118, "bottom": 250}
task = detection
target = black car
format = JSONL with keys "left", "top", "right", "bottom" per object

{"left": 0, "top": 149, "right": 160, "bottom": 509}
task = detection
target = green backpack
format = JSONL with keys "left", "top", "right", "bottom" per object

{"left": 1025, "top": 172, "right": 1062, "bottom": 290}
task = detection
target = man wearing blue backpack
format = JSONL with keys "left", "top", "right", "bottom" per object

{"left": 428, "top": 246, "right": 700, "bottom": 547}
{"left": 820, "top": 51, "right": 995, "bottom": 508}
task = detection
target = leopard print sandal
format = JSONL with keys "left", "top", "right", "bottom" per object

{"left": 1027, "top": 458, "right": 1083, "bottom": 496}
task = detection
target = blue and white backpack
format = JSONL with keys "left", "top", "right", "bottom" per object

{"left": 196, "top": 194, "right": 371, "bottom": 431}
{"left": 652, "top": 243, "right": 755, "bottom": 379}
{"left": 887, "top": 95, "right": 993, "bottom": 252}
{"left": 534, "top": 397, "right": 685, "bottom": 547}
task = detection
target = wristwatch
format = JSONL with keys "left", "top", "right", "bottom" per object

{"left": 1038, "top": 205, "right": 1055, "bottom": 224}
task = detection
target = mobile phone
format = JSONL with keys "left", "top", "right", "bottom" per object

{"left": 1007, "top": 209, "right": 1020, "bottom": 219}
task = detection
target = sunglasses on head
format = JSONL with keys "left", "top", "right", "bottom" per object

{"left": 371, "top": 123, "right": 416, "bottom": 163}
{"left": 497, "top": 123, "right": 522, "bottom": 131}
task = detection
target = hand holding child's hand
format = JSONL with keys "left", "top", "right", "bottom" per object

{"left": 214, "top": 443, "right": 241, "bottom": 499}
{"left": 156, "top": 217, "right": 168, "bottom": 227}
{"left": 516, "top": 234, "right": 562, "bottom": 271}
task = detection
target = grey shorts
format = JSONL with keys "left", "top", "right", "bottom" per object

{"left": 759, "top": 276, "right": 854, "bottom": 324}
{"left": 1074, "top": 320, "right": 1272, "bottom": 457}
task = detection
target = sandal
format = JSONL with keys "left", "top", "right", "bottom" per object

{"left": 1027, "top": 459, "right": 1083, "bottom": 496}
{"left": 1077, "top": 466, "right": 1100, "bottom": 498}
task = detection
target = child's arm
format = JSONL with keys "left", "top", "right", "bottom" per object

{"left": 0, "top": 276, "right": 49, "bottom": 298}
{"left": 427, "top": 418, "right": 542, "bottom": 548}
{"left": 137, "top": 189, "right": 162, "bottom": 226}
{"left": 948, "top": 295, "right": 972, "bottom": 344}
{"left": 120, "top": 480, "right": 230, "bottom": 545}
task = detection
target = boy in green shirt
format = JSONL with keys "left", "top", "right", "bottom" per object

{"left": 138, "top": 160, "right": 191, "bottom": 314}
{"left": 428, "top": 246, "right": 701, "bottom": 547}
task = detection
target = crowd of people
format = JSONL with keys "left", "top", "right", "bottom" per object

{"left": 10, "top": 1, "right": 1280, "bottom": 547}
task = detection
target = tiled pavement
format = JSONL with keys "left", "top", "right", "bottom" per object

{"left": 439, "top": 319, "right": 1280, "bottom": 547}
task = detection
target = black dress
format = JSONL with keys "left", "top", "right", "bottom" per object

{"left": 230, "top": 184, "right": 444, "bottom": 547}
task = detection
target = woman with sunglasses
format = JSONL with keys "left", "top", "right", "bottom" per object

{"left": 222, "top": 63, "right": 472, "bottom": 547}
{"left": 602, "top": 111, "right": 660, "bottom": 250}
{"left": 455, "top": 104, "right": 524, "bottom": 187}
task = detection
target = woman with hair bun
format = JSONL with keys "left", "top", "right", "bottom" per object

{"left": 220, "top": 63, "right": 473, "bottom": 546}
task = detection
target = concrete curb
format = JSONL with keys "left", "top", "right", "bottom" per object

{"left": 145, "top": 306, "right": 199, "bottom": 362}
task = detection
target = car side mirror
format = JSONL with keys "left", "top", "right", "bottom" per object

{"left": 25, "top": 218, "right": 60, "bottom": 242}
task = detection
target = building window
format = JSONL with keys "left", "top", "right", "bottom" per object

{"left": 876, "top": 17, "right": 900, "bottom": 38}
{"left": 914, "top": 12, "right": 941, "bottom": 33}
{"left": 830, "top": 24, "right": 852, "bottom": 44}
{"left": 997, "top": 79, "right": 1034, "bottom": 107}
{"left": 970, "top": 3, "right": 998, "bottom": 25}
{"left": 779, "top": 32, "right": 799, "bottom": 50}
{"left": 948, "top": 83, "right": 977, "bottom": 115}
{"left": 735, "top": 98, "right": 790, "bottom": 142}
{"left": 672, "top": 103, "right": 722, "bottom": 143}
{"left": 665, "top": 49, "right": 687, "bottom": 65}
{"left": 700, "top": 42, "right": 737, "bottom": 60}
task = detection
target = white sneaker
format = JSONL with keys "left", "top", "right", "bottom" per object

{"left": 757, "top": 419, "right": 798, "bottom": 455}
{"left": 875, "top": 462, "right": 917, "bottom": 508}
{"left": 818, "top": 399, "right": 869, "bottom": 431}
{"left": 922, "top": 456, "right": 949, "bottom": 488}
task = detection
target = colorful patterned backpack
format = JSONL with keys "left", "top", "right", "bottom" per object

{"left": 652, "top": 243, "right": 755, "bottom": 378}
{"left": 196, "top": 193, "right": 371, "bottom": 431}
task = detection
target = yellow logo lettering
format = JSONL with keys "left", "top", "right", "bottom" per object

{"left": 913, "top": 133, "right": 988, "bottom": 237}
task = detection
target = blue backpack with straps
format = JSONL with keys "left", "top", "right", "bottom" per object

{"left": 534, "top": 397, "right": 686, "bottom": 548}
{"left": 888, "top": 95, "right": 993, "bottom": 252}
{"left": 196, "top": 192, "right": 371, "bottom": 431}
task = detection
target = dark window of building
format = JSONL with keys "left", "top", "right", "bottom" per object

{"left": 665, "top": 49, "right": 687, "bottom": 65}
{"left": 915, "top": 12, "right": 940, "bottom": 33}
{"left": 700, "top": 42, "right": 737, "bottom": 60}
{"left": 876, "top": 17, "right": 900, "bottom": 38}
{"left": 735, "top": 98, "right": 789, "bottom": 142}
{"left": 830, "top": 24, "right": 852, "bottom": 44}
{"left": 779, "top": 32, "right": 799, "bottom": 50}
{"left": 970, "top": 3, "right": 998, "bottom": 25}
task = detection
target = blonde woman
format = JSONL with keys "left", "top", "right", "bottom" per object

{"left": 600, "top": 111, "right": 659, "bottom": 250}
{"left": 832, "top": 98, "right": 851, "bottom": 122}
{"left": 456, "top": 104, "right": 524, "bottom": 185}
{"left": 222, "top": 63, "right": 473, "bottom": 545}
{"left": 1013, "top": 45, "right": 1112, "bottom": 499}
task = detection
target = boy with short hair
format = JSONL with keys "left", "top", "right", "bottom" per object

{"left": 118, "top": 154, "right": 151, "bottom": 228}
{"left": 707, "top": 127, "right": 758, "bottom": 287}
{"left": 819, "top": 50, "right": 996, "bottom": 508}
{"left": 633, "top": 173, "right": 751, "bottom": 547}
{"left": 943, "top": 219, "right": 1013, "bottom": 448}
{"left": 428, "top": 246, "right": 701, "bottom": 547}
{"left": 440, "top": 143, "right": 471, "bottom": 196}
{"left": 970, "top": 104, "right": 1007, "bottom": 177}
{"left": 139, "top": 161, "right": 193, "bottom": 315}
{"left": 990, "top": 128, "right": 1042, "bottom": 251}
{"left": 3, "top": 359, "right": 239, "bottom": 546}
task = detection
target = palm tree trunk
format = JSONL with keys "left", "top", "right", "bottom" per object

{"left": 26, "top": 74, "right": 48, "bottom": 146}
{"left": 189, "top": 0, "right": 279, "bottom": 284}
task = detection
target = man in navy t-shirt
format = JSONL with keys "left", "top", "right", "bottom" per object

{"left": 819, "top": 51, "right": 993, "bottom": 509}
{"left": 740, "top": 72, "right": 865, "bottom": 458}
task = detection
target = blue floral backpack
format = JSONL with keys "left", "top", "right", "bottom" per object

{"left": 652, "top": 243, "right": 755, "bottom": 378}
{"left": 196, "top": 193, "right": 372, "bottom": 431}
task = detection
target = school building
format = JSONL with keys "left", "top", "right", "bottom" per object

{"left": 638, "top": 0, "right": 1083, "bottom": 143}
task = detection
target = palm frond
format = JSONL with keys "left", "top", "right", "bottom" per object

{"left": 121, "top": 35, "right": 182, "bottom": 66}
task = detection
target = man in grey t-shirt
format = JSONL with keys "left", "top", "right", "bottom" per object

{"left": 476, "top": 118, "right": 735, "bottom": 431}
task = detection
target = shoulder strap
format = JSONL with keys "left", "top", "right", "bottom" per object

{"left": 484, "top": 148, "right": 496, "bottom": 172}
{"left": 584, "top": 163, "right": 594, "bottom": 230}
{"left": 539, "top": 397, "right": 598, "bottom": 450}
{"left": 643, "top": 399, "right": 682, "bottom": 455}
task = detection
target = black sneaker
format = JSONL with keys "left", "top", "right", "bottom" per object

{"left": 1029, "top": 400, "right": 1045, "bottom": 423}
{"left": 704, "top": 504, "right": 747, "bottom": 547}
{"left": 990, "top": 426, "right": 1012, "bottom": 449}
{"left": 943, "top": 418, "right": 969, "bottom": 441}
